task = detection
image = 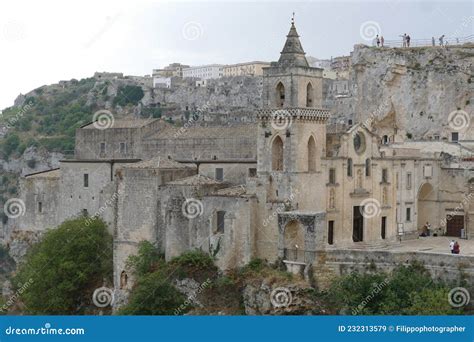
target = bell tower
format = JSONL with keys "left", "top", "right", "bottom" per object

{"left": 256, "top": 17, "right": 330, "bottom": 212}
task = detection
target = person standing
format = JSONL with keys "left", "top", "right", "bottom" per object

{"left": 406, "top": 34, "right": 411, "bottom": 47}
{"left": 376, "top": 35, "right": 380, "bottom": 47}
{"left": 439, "top": 35, "right": 445, "bottom": 46}
{"left": 432, "top": 37, "right": 435, "bottom": 46}
{"left": 381, "top": 36, "right": 385, "bottom": 47}
{"left": 400, "top": 33, "right": 407, "bottom": 47}
{"left": 450, "top": 240, "right": 455, "bottom": 253}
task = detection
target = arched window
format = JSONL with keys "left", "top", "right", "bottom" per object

{"left": 306, "top": 82, "right": 314, "bottom": 107}
{"left": 307, "top": 136, "right": 316, "bottom": 172}
{"left": 347, "top": 158, "right": 353, "bottom": 177}
{"left": 272, "top": 136, "right": 284, "bottom": 171}
{"left": 120, "top": 271, "right": 128, "bottom": 289}
{"left": 365, "top": 158, "right": 371, "bottom": 177}
{"left": 276, "top": 82, "right": 285, "bottom": 108}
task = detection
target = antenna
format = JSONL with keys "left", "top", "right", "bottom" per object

{"left": 292, "top": 12, "right": 295, "bottom": 24}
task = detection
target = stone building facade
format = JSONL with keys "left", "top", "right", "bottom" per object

{"left": 12, "top": 21, "right": 474, "bottom": 304}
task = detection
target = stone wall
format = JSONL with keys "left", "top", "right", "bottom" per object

{"left": 313, "top": 249, "right": 474, "bottom": 293}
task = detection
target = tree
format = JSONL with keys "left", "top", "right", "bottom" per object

{"left": 13, "top": 217, "right": 113, "bottom": 314}
{"left": 113, "top": 85, "right": 144, "bottom": 107}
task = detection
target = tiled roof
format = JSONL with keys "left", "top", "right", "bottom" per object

{"left": 125, "top": 157, "right": 196, "bottom": 169}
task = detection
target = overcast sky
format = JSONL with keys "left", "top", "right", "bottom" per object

{"left": 0, "top": 0, "right": 472, "bottom": 109}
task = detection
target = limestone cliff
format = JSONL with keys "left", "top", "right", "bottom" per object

{"left": 351, "top": 44, "right": 474, "bottom": 139}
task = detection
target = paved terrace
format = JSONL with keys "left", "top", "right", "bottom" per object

{"left": 339, "top": 236, "right": 474, "bottom": 257}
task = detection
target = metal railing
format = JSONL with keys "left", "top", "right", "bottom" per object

{"left": 374, "top": 35, "right": 473, "bottom": 48}
{"left": 281, "top": 248, "right": 316, "bottom": 264}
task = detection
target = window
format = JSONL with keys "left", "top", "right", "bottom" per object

{"left": 276, "top": 82, "right": 285, "bottom": 107}
{"left": 271, "top": 136, "right": 284, "bottom": 171}
{"left": 82, "top": 209, "right": 88, "bottom": 217}
{"left": 306, "top": 82, "right": 313, "bottom": 107}
{"left": 308, "top": 136, "right": 317, "bottom": 172}
{"left": 382, "top": 168, "right": 388, "bottom": 183}
{"left": 248, "top": 168, "right": 257, "bottom": 177}
{"left": 347, "top": 158, "right": 353, "bottom": 177}
{"left": 423, "top": 165, "right": 433, "bottom": 178}
{"left": 83, "top": 174, "right": 89, "bottom": 188}
{"left": 216, "top": 211, "right": 225, "bottom": 233}
{"left": 451, "top": 132, "right": 459, "bottom": 142}
{"left": 215, "top": 168, "right": 224, "bottom": 181}
{"left": 365, "top": 159, "right": 371, "bottom": 177}
{"left": 329, "top": 168, "right": 336, "bottom": 184}
{"left": 120, "top": 142, "right": 126, "bottom": 154}
{"left": 38, "top": 201, "right": 42, "bottom": 213}
{"left": 396, "top": 172, "right": 399, "bottom": 189}
{"left": 406, "top": 207, "right": 411, "bottom": 222}
{"left": 382, "top": 135, "right": 389, "bottom": 145}
{"left": 381, "top": 216, "right": 387, "bottom": 239}
{"left": 328, "top": 221, "right": 334, "bottom": 245}
{"left": 406, "top": 172, "right": 412, "bottom": 189}
{"left": 100, "top": 142, "right": 106, "bottom": 154}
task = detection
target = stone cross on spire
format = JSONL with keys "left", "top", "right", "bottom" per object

{"left": 278, "top": 15, "right": 309, "bottom": 68}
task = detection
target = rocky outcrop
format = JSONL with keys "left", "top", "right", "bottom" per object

{"left": 242, "top": 281, "right": 326, "bottom": 315}
{"left": 351, "top": 44, "right": 474, "bottom": 139}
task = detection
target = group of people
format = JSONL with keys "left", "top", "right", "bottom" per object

{"left": 450, "top": 240, "right": 461, "bottom": 254}
{"left": 375, "top": 34, "right": 385, "bottom": 47}
{"left": 400, "top": 33, "right": 412, "bottom": 47}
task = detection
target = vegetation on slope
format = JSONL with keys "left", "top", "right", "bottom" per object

{"left": 12, "top": 217, "right": 113, "bottom": 314}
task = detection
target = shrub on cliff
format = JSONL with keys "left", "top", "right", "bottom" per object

{"left": 13, "top": 217, "right": 113, "bottom": 314}
{"left": 323, "top": 262, "right": 462, "bottom": 315}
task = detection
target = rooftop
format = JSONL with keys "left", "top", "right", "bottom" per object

{"left": 81, "top": 117, "right": 159, "bottom": 129}
{"left": 124, "top": 157, "right": 196, "bottom": 170}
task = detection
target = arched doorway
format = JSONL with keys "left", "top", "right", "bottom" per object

{"left": 417, "top": 183, "right": 436, "bottom": 235}
{"left": 307, "top": 136, "right": 316, "bottom": 172}
{"left": 283, "top": 220, "right": 305, "bottom": 262}
{"left": 306, "top": 82, "right": 314, "bottom": 107}
{"left": 276, "top": 82, "right": 285, "bottom": 107}
{"left": 271, "top": 136, "right": 284, "bottom": 171}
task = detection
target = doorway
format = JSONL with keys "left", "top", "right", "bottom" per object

{"left": 353, "top": 206, "right": 364, "bottom": 242}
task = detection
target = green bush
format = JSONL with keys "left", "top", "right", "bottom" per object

{"left": 113, "top": 85, "right": 144, "bottom": 107}
{"left": 126, "top": 241, "right": 163, "bottom": 277}
{"left": 323, "top": 262, "right": 462, "bottom": 315}
{"left": 13, "top": 217, "right": 113, "bottom": 314}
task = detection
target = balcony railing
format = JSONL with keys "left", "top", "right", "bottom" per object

{"left": 280, "top": 248, "right": 316, "bottom": 264}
